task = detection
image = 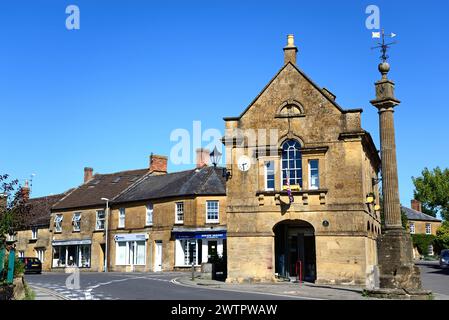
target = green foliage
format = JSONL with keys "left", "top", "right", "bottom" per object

{"left": 434, "top": 221, "right": 449, "bottom": 254}
{"left": 412, "top": 167, "right": 449, "bottom": 220}
{"left": 0, "top": 253, "right": 24, "bottom": 283}
{"left": 411, "top": 234, "right": 436, "bottom": 255}
{"left": 23, "top": 283, "right": 35, "bottom": 300}
{"left": 401, "top": 208, "right": 408, "bottom": 229}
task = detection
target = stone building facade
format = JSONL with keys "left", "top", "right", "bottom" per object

{"left": 402, "top": 200, "right": 442, "bottom": 258}
{"left": 223, "top": 35, "right": 381, "bottom": 285}
{"left": 109, "top": 160, "right": 226, "bottom": 272}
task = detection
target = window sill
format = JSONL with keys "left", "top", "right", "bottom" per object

{"left": 206, "top": 221, "right": 220, "bottom": 224}
{"left": 256, "top": 188, "right": 328, "bottom": 196}
{"left": 93, "top": 229, "right": 105, "bottom": 233}
{"left": 72, "top": 230, "right": 80, "bottom": 233}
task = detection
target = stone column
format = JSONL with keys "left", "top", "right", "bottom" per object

{"left": 369, "top": 63, "right": 428, "bottom": 296}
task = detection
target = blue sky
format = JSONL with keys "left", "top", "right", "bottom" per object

{"left": 1, "top": 0, "right": 448, "bottom": 211}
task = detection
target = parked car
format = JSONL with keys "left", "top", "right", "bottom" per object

{"left": 440, "top": 249, "right": 449, "bottom": 269}
{"left": 18, "top": 257, "right": 42, "bottom": 274}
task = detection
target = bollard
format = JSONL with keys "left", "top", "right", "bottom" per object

{"left": 191, "top": 262, "right": 195, "bottom": 281}
{"left": 6, "top": 248, "right": 15, "bottom": 284}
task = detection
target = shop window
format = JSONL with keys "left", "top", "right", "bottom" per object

{"left": 31, "top": 227, "right": 38, "bottom": 240}
{"left": 119, "top": 208, "right": 126, "bottom": 228}
{"left": 52, "top": 245, "right": 90, "bottom": 268}
{"left": 116, "top": 241, "right": 146, "bottom": 265}
{"left": 281, "top": 140, "right": 302, "bottom": 189}
{"left": 96, "top": 210, "right": 105, "bottom": 230}
{"left": 308, "top": 159, "right": 319, "bottom": 190}
{"left": 175, "top": 202, "right": 184, "bottom": 224}
{"left": 146, "top": 204, "right": 153, "bottom": 226}
{"left": 54, "top": 214, "right": 63, "bottom": 232}
{"left": 206, "top": 201, "right": 219, "bottom": 223}
{"left": 426, "top": 223, "right": 431, "bottom": 235}
{"left": 265, "top": 161, "right": 275, "bottom": 191}
{"left": 409, "top": 222, "right": 415, "bottom": 234}
{"left": 72, "top": 212, "right": 81, "bottom": 231}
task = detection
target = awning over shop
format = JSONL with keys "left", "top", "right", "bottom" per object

{"left": 52, "top": 239, "right": 92, "bottom": 246}
{"left": 172, "top": 227, "right": 227, "bottom": 240}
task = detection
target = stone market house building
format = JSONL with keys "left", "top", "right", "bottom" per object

{"left": 402, "top": 199, "right": 442, "bottom": 258}
{"left": 223, "top": 35, "right": 381, "bottom": 285}
{"left": 49, "top": 165, "right": 153, "bottom": 271}
{"left": 109, "top": 152, "right": 226, "bottom": 272}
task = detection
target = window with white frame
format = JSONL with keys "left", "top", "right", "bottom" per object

{"left": 118, "top": 208, "right": 126, "bottom": 228}
{"left": 308, "top": 159, "right": 319, "bottom": 190}
{"left": 265, "top": 161, "right": 275, "bottom": 191}
{"left": 206, "top": 201, "right": 219, "bottom": 223}
{"left": 72, "top": 212, "right": 81, "bottom": 231}
{"left": 425, "top": 223, "right": 431, "bottom": 235}
{"left": 18, "top": 251, "right": 25, "bottom": 258}
{"left": 115, "top": 240, "right": 146, "bottom": 265}
{"left": 409, "top": 222, "right": 415, "bottom": 234}
{"left": 31, "top": 227, "right": 38, "bottom": 240}
{"left": 96, "top": 210, "right": 105, "bottom": 230}
{"left": 36, "top": 248, "right": 45, "bottom": 262}
{"left": 175, "top": 202, "right": 184, "bottom": 224}
{"left": 54, "top": 214, "right": 63, "bottom": 232}
{"left": 281, "top": 140, "right": 302, "bottom": 188}
{"left": 428, "top": 244, "right": 434, "bottom": 256}
{"left": 146, "top": 204, "right": 153, "bottom": 226}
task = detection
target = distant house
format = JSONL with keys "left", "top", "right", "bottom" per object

{"left": 402, "top": 200, "right": 442, "bottom": 258}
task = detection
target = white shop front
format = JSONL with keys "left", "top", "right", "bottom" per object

{"left": 52, "top": 239, "right": 92, "bottom": 268}
{"left": 114, "top": 233, "right": 148, "bottom": 267}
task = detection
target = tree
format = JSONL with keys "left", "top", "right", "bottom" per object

{"left": 412, "top": 167, "right": 449, "bottom": 220}
{"left": 0, "top": 174, "right": 31, "bottom": 241}
{"left": 434, "top": 221, "right": 449, "bottom": 254}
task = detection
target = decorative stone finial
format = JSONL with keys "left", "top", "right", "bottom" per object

{"left": 378, "top": 62, "right": 390, "bottom": 79}
{"left": 283, "top": 34, "right": 298, "bottom": 65}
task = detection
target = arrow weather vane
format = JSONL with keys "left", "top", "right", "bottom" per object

{"left": 371, "top": 29, "right": 397, "bottom": 62}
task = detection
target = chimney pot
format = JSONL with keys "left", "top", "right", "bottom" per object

{"left": 411, "top": 199, "right": 422, "bottom": 212}
{"left": 84, "top": 167, "right": 93, "bottom": 183}
{"left": 21, "top": 180, "right": 30, "bottom": 201}
{"left": 149, "top": 154, "right": 168, "bottom": 175}
{"left": 196, "top": 148, "right": 210, "bottom": 168}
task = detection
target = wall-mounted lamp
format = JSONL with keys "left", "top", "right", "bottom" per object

{"left": 366, "top": 193, "right": 375, "bottom": 204}
{"left": 222, "top": 168, "right": 232, "bottom": 180}
{"left": 374, "top": 204, "right": 381, "bottom": 211}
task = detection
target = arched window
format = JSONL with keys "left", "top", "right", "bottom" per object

{"left": 281, "top": 140, "right": 302, "bottom": 188}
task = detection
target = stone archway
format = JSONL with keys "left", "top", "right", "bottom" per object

{"left": 273, "top": 220, "right": 316, "bottom": 282}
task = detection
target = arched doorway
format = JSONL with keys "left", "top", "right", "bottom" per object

{"left": 274, "top": 220, "right": 316, "bottom": 282}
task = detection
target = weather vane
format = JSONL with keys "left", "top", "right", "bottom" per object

{"left": 371, "top": 29, "right": 397, "bottom": 62}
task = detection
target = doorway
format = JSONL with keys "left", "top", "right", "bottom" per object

{"left": 274, "top": 220, "right": 316, "bottom": 282}
{"left": 154, "top": 241, "right": 162, "bottom": 272}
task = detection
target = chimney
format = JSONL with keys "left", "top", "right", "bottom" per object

{"left": 149, "top": 154, "right": 168, "bottom": 175}
{"left": 84, "top": 167, "right": 93, "bottom": 183}
{"left": 21, "top": 180, "right": 30, "bottom": 201}
{"left": 283, "top": 34, "right": 298, "bottom": 65}
{"left": 411, "top": 199, "right": 422, "bottom": 212}
{"left": 196, "top": 148, "right": 210, "bottom": 168}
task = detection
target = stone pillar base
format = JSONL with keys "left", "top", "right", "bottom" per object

{"left": 377, "top": 228, "right": 424, "bottom": 290}
{"left": 365, "top": 288, "right": 432, "bottom": 300}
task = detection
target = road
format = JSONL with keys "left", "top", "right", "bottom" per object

{"left": 417, "top": 261, "right": 449, "bottom": 296}
{"left": 24, "top": 272, "right": 301, "bottom": 300}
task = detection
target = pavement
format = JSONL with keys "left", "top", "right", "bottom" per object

{"left": 23, "top": 261, "right": 449, "bottom": 300}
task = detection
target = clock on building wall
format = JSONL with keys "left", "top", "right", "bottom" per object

{"left": 237, "top": 155, "right": 251, "bottom": 172}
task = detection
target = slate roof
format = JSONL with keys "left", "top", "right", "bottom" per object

{"left": 52, "top": 168, "right": 149, "bottom": 210}
{"left": 21, "top": 193, "right": 69, "bottom": 229}
{"left": 401, "top": 206, "right": 442, "bottom": 222}
{"left": 112, "top": 166, "right": 226, "bottom": 204}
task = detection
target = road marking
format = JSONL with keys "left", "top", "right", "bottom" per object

{"left": 170, "top": 278, "right": 324, "bottom": 300}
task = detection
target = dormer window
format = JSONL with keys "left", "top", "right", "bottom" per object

{"left": 31, "top": 227, "right": 38, "bottom": 240}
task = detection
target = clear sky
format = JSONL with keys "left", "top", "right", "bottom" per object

{"left": 1, "top": 1, "right": 448, "bottom": 210}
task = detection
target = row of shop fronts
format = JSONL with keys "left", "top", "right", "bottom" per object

{"left": 46, "top": 229, "right": 227, "bottom": 271}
